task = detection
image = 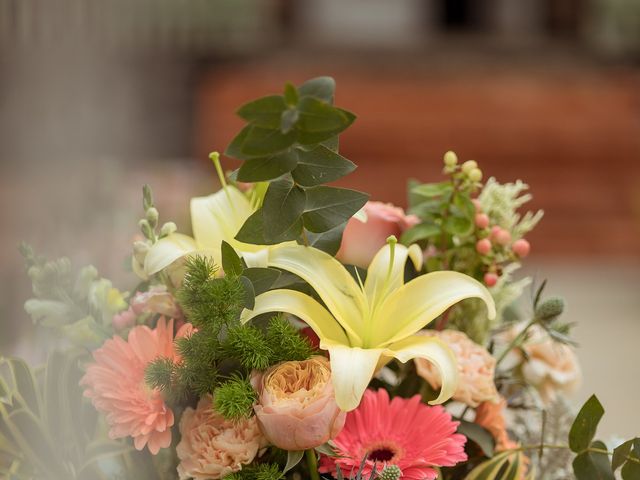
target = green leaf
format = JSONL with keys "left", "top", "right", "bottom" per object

{"left": 225, "top": 125, "right": 252, "bottom": 159}
{"left": 298, "top": 76, "right": 335, "bottom": 103}
{"left": 283, "top": 450, "right": 304, "bottom": 474}
{"left": 297, "top": 97, "right": 350, "bottom": 132}
{"left": 262, "top": 176, "right": 306, "bottom": 242}
{"left": 302, "top": 186, "right": 369, "bottom": 233}
{"left": 411, "top": 181, "right": 453, "bottom": 199}
{"left": 8, "top": 359, "right": 40, "bottom": 417}
{"left": 453, "top": 192, "right": 476, "bottom": 221}
{"left": 457, "top": 420, "right": 495, "bottom": 458}
{"left": 572, "top": 441, "right": 614, "bottom": 480}
{"left": 280, "top": 108, "right": 300, "bottom": 134}
{"left": 239, "top": 276, "right": 255, "bottom": 310}
{"left": 570, "top": 395, "right": 605, "bottom": 453}
{"left": 621, "top": 439, "right": 640, "bottom": 479}
{"left": 291, "top": 145, "right": 356, "bottom": 187}
{"left": 464, "top": 450, "right": 514, "bottom": 480}
{"left": 284, "top": 83, "right": 299, "bottom": 106}
{"left": 235, "top": 209, "right": 268, "bottom": 244}
{"left": 241, "top": 125, "right": 297, "bottom": 157}
{"left": 305, "top": 223, "right": 346, "bottom": 255}
{"left": 314, "top": 442, "right": 337, "bottom": 457}
{"left": 400, "top": 223, "right": 440, "bottom": 245}
{"left": 321, "top": 135, "right": 339, "bottom": 152}
{"left": 221, "top": 241, "right": 244, "bottom": 277}
{"left": 241, "top": 268, "right": 281, "bottom": 296}
{"left": 443, "top": 215, "right": 473, "bottom": 236}
{"left": 236, "top": 151, "right": 299, "bottom": 183}
{"left": 237, "top": 95, "right": 286, "bottom": 129}
{"left": 613, "top": 439, "right": 634, "bottom": 471}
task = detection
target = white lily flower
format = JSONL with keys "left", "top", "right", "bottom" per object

{"left": 241, "top": 239, "right": 496, "bottom": 411}
{"left": 144, "top": 186, "right": 268, "bottom": 276}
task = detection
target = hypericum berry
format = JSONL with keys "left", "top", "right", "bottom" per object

{"left": 444, "top": 150, "right": 458, "bottom": 167}
{"left": 495, "top": 229, "right": 512, "bottom": 246}
{"left": 472, "top": 198, "right": 482, "bottom": 212}
{"left": 468, "top": 168, "right": 483, "bottom": 183}
{"left": 461, "top": 160, "right": 478, "bottom": 174}
{"left": 475, "top": 213, "right": 490, "bottom": 229}
{"left": 490, "top": 225, "right": 502, "bottom": 239}
{"left": 484, "top": 272, "right": 498, "bottom": 287}
{"left": 512, "top": 238, "right": 530, "bottom": 257}
{"left": 476, "top": 238, "right": 492, "bottom": 255}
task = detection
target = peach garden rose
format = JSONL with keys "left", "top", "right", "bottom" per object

{"left": 336, "top": 201, "right": 418, "bottom": 268}
{"left": 176, "top": 394, "right": 264, "bottom": 480}
{"left": 252, "top": 356, "right": 346, "bottom": 451}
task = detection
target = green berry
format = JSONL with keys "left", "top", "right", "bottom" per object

{"left": 535, "top": 297, "right": 565, "bottom": 321}
{"left": 461, "top": 160, "right": 478, "bottom": 174}
{"left": 468, "top": 167, "right": 483, "bottom": 183}
{"left": 443, "top": 150, "right": 458, "bottom": 167}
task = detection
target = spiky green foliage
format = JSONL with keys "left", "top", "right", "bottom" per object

{"left": 214, "top": 376, "right": 258, "bottom": 421}
{"left": 144, "top": 258, "right": 315, "bottom": 417}
{"left": 266, "top": 314, "right": 315, "bottom": 363}
{"left": 223, "top": 463, "right": 283, "bottom": 480}
{"left": 177, "top": 255, "right": 245, "bottom": 331}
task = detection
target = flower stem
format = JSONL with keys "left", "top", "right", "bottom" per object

{"left": 494, "top": 317, "right": 537, "bottom": 367}
{"left": 306, "top": 449, "right": 320, "bottom": 480}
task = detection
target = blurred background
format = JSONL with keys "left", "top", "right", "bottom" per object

{"left": 1, "top": 0, "right": 639, "bottom": 437}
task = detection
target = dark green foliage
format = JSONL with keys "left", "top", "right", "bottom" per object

{"left": 213, "top": 376, "right": 258, "bottom": 421}
{"left": 223, "top": 463, "right": 283, "bottom": 480}
{"left": 144, "top": 258, "right": 315, "bottom": 418}
{"left": 226, "top": 77, "right": 368, "bottom": 254}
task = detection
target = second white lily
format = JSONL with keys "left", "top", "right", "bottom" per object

{"left": 241, "top": 239, "right": 496, "bottom": 411}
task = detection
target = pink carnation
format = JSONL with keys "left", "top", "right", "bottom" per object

{"left": 319, "top": 389, "right": 467, "bottom": 480}
{"left": 81, "top": 318, "right": 192, "bottom": 454}
{"left": 414, "top": 330, "right": 499, "bottom": 407}
{"left": 177, "top": 395, "right": 265, "bottom": 480}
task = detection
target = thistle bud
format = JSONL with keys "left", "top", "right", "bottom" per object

{"left": 145, "top": 207, "right": 159, "bottom": 228}
{"left": 535, "top": 297, "right": 565, "bottom": 321}
{"left": 443, "top": 150, "right": 458, "bottom": 167}
{"left": 461, "top": 160, "right": 478, "bottom": 174}
{"left": 160, "top": 221, "right": 177, "bottom": 237}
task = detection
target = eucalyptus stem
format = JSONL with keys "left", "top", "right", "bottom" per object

{"left": 306, "top": 449, "right": 320, "bottom": 480}
{"left": 494, "top": 317, "right": 537, "bottom": 367}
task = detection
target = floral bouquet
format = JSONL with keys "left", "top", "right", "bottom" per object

{"left": 3, "top": 77, "right": 639, "bottom": 480}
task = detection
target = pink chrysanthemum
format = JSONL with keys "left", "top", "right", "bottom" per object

{"left": 81, "top": 318, "right": 192, "bottom": 454}
{"left": 319, "top": 389, "right": 467, "bottom": 480}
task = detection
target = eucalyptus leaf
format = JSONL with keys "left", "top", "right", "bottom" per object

{"left": 457, "top": 420, "right": 495, "bottom": 458}
{"left": 236, "top": 95, "right": 286, "bottom": 129}
{"left": 235, "top": 209, "right": 268, "bottom": 244}
{"left": 569, "top": 395, "right": 605, "bottom": 453}
{"left": 284, "top": 82, "right": 299, "bottom": 106}
{"left": 296, "top": 97, "right": 351, "bottom": 132}
{"left": 280, "top": 108, "right": 300, "bottom": 134}
{"left": 239, "top": 275, "right": 255, "bottom": 310}
{"left": 225, "top": 125, "right": 252, "bottom": 160}
{"left": 572, "top": 441, "right": 614, "bottom": 480}
{"left": 221, "top": 241, "right": 244, "bottom": 277}
{"left": 292, "top": 145, "right": 356, "bottom": 187}
{"left": 262, "top": 177, "right": 306, "bottom": 241}
{"left": 283, "top": 450, "right": 304, "bottom": 474}
{"left": 236, "top": 151, "right": 299, "bottom": 183}
{"left": 613, "top": 439, "right": 635, "bottom": 471}
{"left": 303, "top": 186, "right": 369, "bottom": 233}
{"left": 305, "top": 222, "right": 346, "bottom": 255}
{"left": 298, "top": 76, "right": 335, "bottom": 103}
{"left": 242, "top": 268, "right": 281, "bottom": 296}
{"left": 241, "top": 125, "right": 296, "bottom": 157}
{"left": 400, "top": 223, "right": 441, "bottom": 245}
{"left": 621, "top": 439, "right": 640, "bottom": 479}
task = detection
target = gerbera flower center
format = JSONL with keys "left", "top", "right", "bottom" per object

{"left": 364, "top": 440, "right": 403, "bottom": 464}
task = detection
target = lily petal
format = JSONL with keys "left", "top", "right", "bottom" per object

{"left": 373, "top": 271, "right": 496, "bottom": 346}
{"left": 240, "top": 289, "right": 350, "bottom": 346}
{"left": 144, "top": 233, "right": 198, "bottom": 275}
{"left": 384, "top": 334, "right": 459, "bottom": 405}
{"left": 364, "top": 243, "right": 423, "bottom": 306}
{"left": 267, "top": 244, "right": 367, "bottom": 345}
{"left": 327, "top": 345, "right": 384, "bottom": 411}
{"left": 191, "top": 186, "right": 259, "bottom": 253}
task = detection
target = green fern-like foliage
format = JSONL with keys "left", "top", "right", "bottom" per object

{"left": 144, "top": 255, "right": 316, "bottom": 418}
{"left": 223, "top": 463, "right": 283, "bottom": 480}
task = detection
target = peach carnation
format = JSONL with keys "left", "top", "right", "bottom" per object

{"left": 81, "top": 318, "right": 192, "bottom": 454}
{"left": 414, "top": 329, "right": 499, "bottom": 407}
{"left": 474, "top": 397, "right": 518, "bottom": 452}
{"left": 253, "top": 356, "right": 345, "bottom": 451}
{"left": 501, "top": 323, "right": 581, "bottom": 403}
{"left": 176, "top": 395, "right": 264, "bottom": 480}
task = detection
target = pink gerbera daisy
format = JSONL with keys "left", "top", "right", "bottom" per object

{"left": 319, "top": 389, "right": 467, "bottom": 480}
{"left": 81, "top": 318, "right": 192, "bottom": 454}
